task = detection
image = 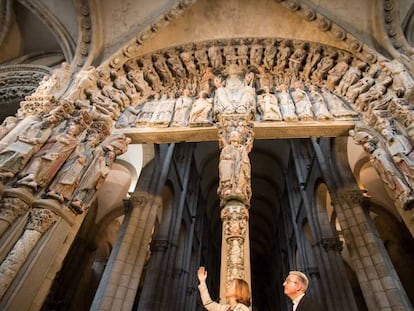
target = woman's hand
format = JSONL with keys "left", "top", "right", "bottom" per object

{"left": 197, "top": 266, "right": 207, "bottom": 283}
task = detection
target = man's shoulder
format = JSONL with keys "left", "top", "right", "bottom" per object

{"left": 297, "top": 294, "right": 323, "bottom": 311}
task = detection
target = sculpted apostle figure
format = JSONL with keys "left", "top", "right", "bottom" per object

{"left": 70, "top": 135, "right": 130, "bottom": 214}
{"left": 17, "top": 120, "right": 82, "bottom": 190}
{"left": 0, "top": 117, "right": 55, "bottom": 181}
{"left": 46, "top": 131, "right": 102, "bottom": 203}
{"left": 218, "top": 131, "right": 251, "bottom": 205}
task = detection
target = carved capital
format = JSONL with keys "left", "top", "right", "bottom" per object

{"left": 320, "top": 237, "right": 343, "bottom": 252}
{"left": 130, "top": 192, "right": 149, "bottom": 208}
{"left": 26, "top": 208, "right": 58, "bottom": 234}
{"left": 336, "top": 190, "right": 366, "bottom": 205}
{"left": 0, "top": 197, "right": 30, "bottom": 225}
{"left": 221, "top": 203, "right": 249, "bottom": 239}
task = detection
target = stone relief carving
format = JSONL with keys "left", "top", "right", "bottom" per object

{"left": 350, "top": 126, "right": 414, "bottom": 210}
{"left": 91, "top": 38, "right": 411, "bottom": 132}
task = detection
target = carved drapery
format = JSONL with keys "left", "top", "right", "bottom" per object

{"left": 350, "top": 123, "right": 414, "bottom": 211}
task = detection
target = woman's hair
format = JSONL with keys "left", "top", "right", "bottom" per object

{"left": 233, "top": 278, "right": 251, "bottom": 307}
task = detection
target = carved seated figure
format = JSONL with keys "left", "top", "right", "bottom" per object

{"left": 213, "top": 64, "right": 256, "bottom": 120}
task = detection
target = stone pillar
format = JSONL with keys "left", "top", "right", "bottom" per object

{"left": 0, "top": 207, "right": 58, "bottom": 298}
{"left": 90, "top": 192, "right": 161, "bottom": 311}
{"left": 333, "top": 189, "right": 412, "bottom": 311}
{"left": 220, "top": 201, "right": 250, "bottom": 300}
{"left": 216, "top": 114, "right": 253, "bottom": 301}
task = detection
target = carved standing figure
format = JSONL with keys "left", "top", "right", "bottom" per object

{"left": 17, "top": 120, "right": 82, "bottom": 190}
{"left": 46, "top": 131, "right": 102, "bottom": 203}
{"left": 70, "top": 135, "right": 130, "bottom": 214}
{"left": 290, "top": 81, "right": 313, "bottom": 121}
{"left": 218, "top": 131, "right": 251, "bottom": 205}
{"left": 0, "top": 118, "right": 55, "bottom": 181}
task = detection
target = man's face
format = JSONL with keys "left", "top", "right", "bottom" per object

{"left": 283, "top": 274, "right": 301, "bottom": 298}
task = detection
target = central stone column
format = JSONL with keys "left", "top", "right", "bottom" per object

{"left": 217, "top": 114, "right": 254, "bottom": 301}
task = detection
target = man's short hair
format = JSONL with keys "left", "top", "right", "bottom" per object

{"left": 289, "top": 271, "right": 309, "bottom": 291}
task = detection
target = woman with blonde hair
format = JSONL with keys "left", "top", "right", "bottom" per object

{"left": 197, "top": 266, "right": 251, "bottom": 311}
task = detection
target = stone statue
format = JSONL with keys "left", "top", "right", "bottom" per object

{"left": 218, "top": 131, "right": 251, "bottom": 206}
{"left": 70, "top": 135, "right": 131, "bottom": 214}
{"left": 17, "top": 120, "right": 82, "bottom": 190}
{"left": 0, "top": 116, "right": 18, "bottom": 140}
{"left": 301, "top": 44, "right": 323, "bottom": 81}
{"left": 151, "top": 92, "right": 176, "bottom": 127}
{"left": 135, "top": 94, "right": 161, "bottom": 126}
{"left": 321, "top": 88, "right": 359, "bottom": 120}
{"left": 0, "top": 118, "right": 55, "bottom": 181}
{"left": 381, "top": 127, "right": 414, "bottom": 189}
{"left": 110, "top": 69, "right": 140, "bottom": 102}
{"left": 276, "top": 83, "right": 298, "bottom": 121}
{"left": 257, "top": 86, "right": 282, "bottom": 121}
{"left": 208, "top": 41, "right": 223, "bottom": 69}
{"left": 140, "top": 55, "right": 163, "bottom": 90}
{"left": 355, "top": 77, "right": 392, "bottom": 111}
{"left": 236, "top": 39, "right": 249, "bottom": 68}
{"left": 153, "top": 53, "right": 174, "bottom": 85}
{"left": 180, "top": 45, "right": 198, "bottom": 78}
{"left": 335, "top": 61, "right": 367, "bottom": 96}
{"left": 288, "top": 42, "right": 308, "bottom": 79}
{"left": 223, "top": 41, "right": 238, "bottom": 65}
{"left": 290, "top": 80, "right": 313, "bottom": 121}
{"left": 194, "top": 44, "right": 210, "bottom": 74}
{"left": 311, "top": 51, "right": 338, "bottom": 83}
{"left": 346, "top": 66, "right": 379, "bottom": 102}
{"left": 275, "top": 39, "right": 292, "bottom": 73}
{"left": 124, "top": 62, "right": 154, "bottom": 98}
{"left": 32, "top": 62, "right": 71, "bottom": 97}
{"left": 263, "top": 39, "right": 277, "bottom": 71}
{"left": 85, "top": 88, "right": 120, "bottom": 119}
{"left": 115, "top": 105, "right": 143, "bottom": 128}
{"left": 325, "top": 55, "right": 352, "bottom": 90}
{"left": 250, "top": 38, "right": 263, "bottom": 67}
{"left": 308, "top": 85, "right": 333, "bottom": 121}
{"left": 166, "top": 49, "right": 186, "bottom": 79}
{"left": 362, "top": 140, "right": 414, "bottom": 210}
{"left": 188, "top": 91, "right": 213, "bottom": 126}
{"left": 97, "top": 78, "right": 130, "bottom": 111}
{"left": 171, "top": 89, "right": 193, "bottom": 127}
{"left": 213, "top": 65, "right": 256, "bottom": 119}
{"left": 46, "top": 131, "right": 102, "bottom": 203}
